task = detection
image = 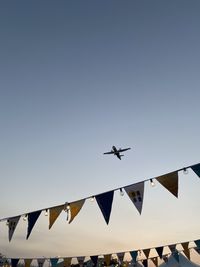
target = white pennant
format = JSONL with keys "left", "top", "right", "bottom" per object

{"left": 124, "top": 182, "right": 145, "bottom": 214}
{"left": 8, "top": 216, "right": 20, "bottom": 241}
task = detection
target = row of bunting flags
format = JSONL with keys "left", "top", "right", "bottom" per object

{"left": 1, "top": 163, "right": 200, "bottom": 241}
{"left": 4, "top": 238, "right": 200, "bottom": 267}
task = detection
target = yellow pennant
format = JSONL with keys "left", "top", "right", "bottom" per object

{"left": 156, "top": 171, "right": 178, "bottom": 197}
{"left": 143, "top": 249, "right": 151, "bottom": 259}
{"left": 104, "top": 254, "right": 112, "bottom": 266}
{"left": 151, "top": 257, "right": 158, "bottom": 267}
{"left": 49, "top": 205, "right": 64, "bottom": 229}
{"left": 69, "top": 199, "right": 85, "bottom": 224}
{"left": 63, "top": 258, "right": 72, "bottom": 267}
{"left": 181, "top": 242, "right": 190, "bottom": 260}
{"left": 24, "top": 259, "right": 32, "bottom": 267}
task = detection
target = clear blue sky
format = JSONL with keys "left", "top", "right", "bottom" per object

{"left": 1, "top": 0, "right": 200, "bottom": 263}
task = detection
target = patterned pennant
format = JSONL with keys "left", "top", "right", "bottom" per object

{"left": 124, "top": 182, "right": 144, "bottom": 214}
{"left": 69, "top": 199, "right": 85, "bottom": 224}
{"left": 24, "top": 259, "right": 32, "bottom": 267}
{"left": 50, "top": 258, "right": 58, "bottom": 267}
{"left": 143, "top": 259, "right": 148, "bottom": 267}
{"left": 49, "top": 205, "right": 64, "bottom": 229}
{"left": 11, "top": 259, "right": 19, "bottom": 267}
{"left": 151, "top": 257, "right": 158, "bottom": 267}
{"left": 63, "top": 258, "right": 72, "bottom": 267}
{"left": 194, "top": 239, "right": 200, "bottom": 248}
{"left": 168, "top": 244, "right": 176, "bottom": 252}
{"left": 37, "top": 259, "right": 45, "bottom": 267}
{"left": 117, "top": 253, "right": 125, "bottom": 264}
{"left": 90, "top": 256, "right": 98, "bottom": 267}
{"left": 155, "top": 247, "right": 163, "bottom": 259}
{"left": 181, "top": 242, "right": 190, "bottom": 260}
{"left": 156, "top": 171, "right": 178, "bottom": 197}
{"left": 8, "top": 216, "right": 20, "bottom": 242}
{"left": 77, "top": 257, "right": 85, "bottom": 267}
{"left": 37, "top": 258, "right": 45, "bottom": 267}
{"left": 191, "top": 163, "right": 200, "bottom": 178}
{"left": 130, "top": 251, "right": 138, "bottom": 263}
{"left": 143, "top": 249, "right": 150, "bottom": 259}
{"left": 26, "top": 210, "right": 42, "bottom": 239}
{"left": 104, "top": 254, "right": 111, "bottom": 266}
{"left": 95, "top": 191, "right": 114, "bottom": 224}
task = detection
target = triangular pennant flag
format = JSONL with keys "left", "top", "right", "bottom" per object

{"left": 130, "top": 251, "right": 138, "bottom": 263}
{"left": 37, "top": 259, "right": 45, "bottom": 267}
{"left": 191, "top": 164, "right": 200, "bottom": 178}
{"left": 173, "top": 251, "right": 179, "bottom": 263}
{"left": 50, "top": 258, "right": 58, "bottom": 267}
{"left": 63, "top": 258, "right": 72, "bottom": 267}
{"left": 8, "top": 216, "right": 20, "bottom": 242}
{"left": 69, "top": 199, "right": 85, "bottom": 224}
{"left": 143, "top": 249, "right": 150, "bottom": 259}
{"left": 124, "top": 182, "right": 144, "bottom": 214}
{"left": 143, "top": 259, "right": 148, "bottom": 267}
{"left": 90, "top": 256, "right": 98, "bottom": 267}
{"left": 24, "top": 259, "right": 32, "bottom": 267}
{"left": 168, "top": 244, "right": 176, "bottom": 252}
{"left": 49, "top": 205, "right": 64, "bottom": 229}
{"left": 194, "top": 239, "right": 200, "bottom": 248}
{"left": 104, "top": 254, "right": 111, "bottom": 266}
{"left": 77, "top": 257, "right": 85, "bottom": 267}
{"left": 26, "top": 210, "right": 42, "bottom": 239}
{"left": 117, "top": 253, "right": 125, "bottom": 264}
{"left": 95, "top": 191, "right": 114, "bottom": 224}
{"left": 11, "top": 259, "right": 19, "bottom": 267}
{"left": 181, "top": 242, "right": 190, "bottom": 260}
{"left": 151, "top": 257, "right": 158, "bottom": 267}
{"left": 155, "top": 247, "right": 163, "bottom": 259}
{"left": 194, "top": 247, "right": 200, "bottom": 254}
{"left": 156, "top": 171, "right": 178, "bottom": 197}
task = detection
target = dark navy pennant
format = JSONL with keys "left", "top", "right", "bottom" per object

{"left": 191, "top": 164, "right": 200, "bottom": 178}
{"left": 95, "top": 191, "right": 114, "bottom": 224}
{"left": 26, "top": 210, "right": 42, "bottom": 239}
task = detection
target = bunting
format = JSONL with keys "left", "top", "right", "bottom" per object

{"left": 143, "top": 259, "right": 148, "bottom": 267}
{"left": 124, "top": 182, "right": 144, "bottom": 214}
{"left": 194, "top": 239, "right": 200, "bottom": 248}
{"left": 173, "top": 251, "right": 179, "bottom": 262}
{"left": 191, "top": 163, "right": 200, "bottom": 178}
{"left": 8, "top": 216, "right": 20, "bottom": 242}
{"left": 143, "top": 249, "right": 150, "bottom": 259}
{"left": 77, "top": 257, "right": 85, "bottom": 267}
{"left": 49, "top": 205, "right": 64, "bottom": 229}
{"left": 95, "top": 191, "right": 114, "bottom": 224}
{"left": 155, "top": 247, "right": 163, "bottom": 259}
{"left": 24, "top": 259, "right": 32, "bottom": 267}
{"left": 168, "top": 244, "right": 176, "bottom": 252}
{"left": 26, "top": 210, "right": 42, "bottom": 239}
{"left": 181, "top": 242, "right": 190, "bottom": 260}
{"left": 104, "top": 254, "right": 111, "bottom": 266}
{"left": 130, "top": 251, "right": 138, "bottom": 263}
{"left": 90, "top": 256, "right": 98, "bottom": 267}
{"left": 37, "top": 258, "right": 45, "bottom": 267}
{"left": 11, "top": 259, "right": 19, "bottom": 267}
{"left": 156, "top": 171, "right": 178, "bottom": 198}
{"left": 117, "top": 252, "right": 125, "bottom": 264}
{"left": 50, "top": 258, "right": 59, "bottom": 267}
{"left": 63, "top": 258, "right": 72, "bottom": 267}
{"left": 69, "top": 199, "right": 85, "bottom": 224}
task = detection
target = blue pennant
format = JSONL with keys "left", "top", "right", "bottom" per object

{"left": 95, "top": 191, "right": 114, "bottom": 224}
{"left": 130, "top": 251, "right": 138, "bottom": 263}
{"left": 11, "top": 259, "right": 19, "bottom": 267}
{"left": 90, "top": 256, "right": 98, "bottom": 267}
{"left": 173, "top": 251, "right": 179, "bottom": 262}
{"left": 195, "top": 239, "right": 200, "bottom": 248}
{"left": 191, "top": 164, "right": 200, "bottom": 178}
{"left": 26, "top": 210, "right": 42, "bottom": 239}
{"left": 50, "top": 258, "right": 59, "bottom": 267}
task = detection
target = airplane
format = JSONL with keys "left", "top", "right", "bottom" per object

{"left": 103, "top": 146, "right": 131, "bottom": 160}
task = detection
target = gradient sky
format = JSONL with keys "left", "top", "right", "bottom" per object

{"left": 1, "top": 0, "right": 200, "bottom": 263}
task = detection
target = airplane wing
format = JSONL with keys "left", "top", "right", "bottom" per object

{"left": 103, "top": 151, "right": 114, "bottom": 155}
{"left": 118, "top": 147, "right": 131, "bottom": 152}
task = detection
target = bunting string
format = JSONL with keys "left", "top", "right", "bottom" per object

{"left": 1, "top": 163, "right": 200, "bottom": 240}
